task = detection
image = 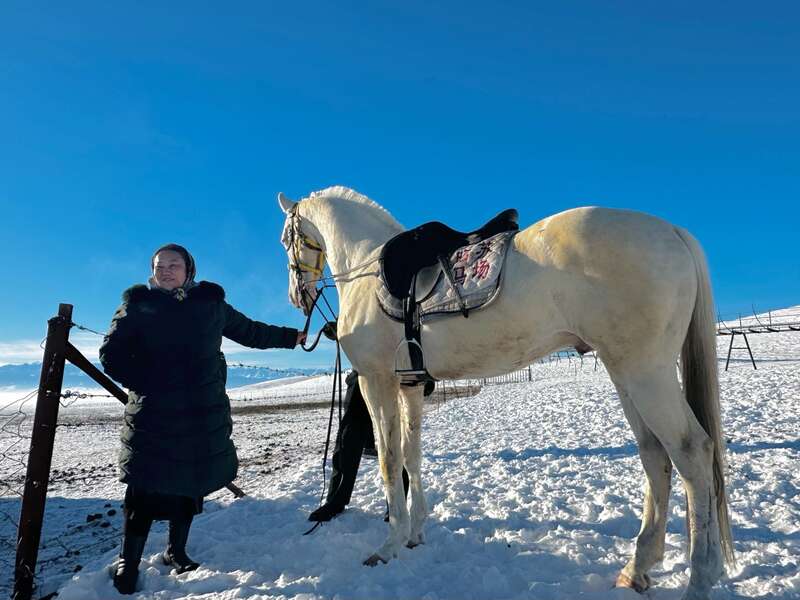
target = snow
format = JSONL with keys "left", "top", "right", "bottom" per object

{"left": 2, "top": 308, "right": 799, "bottom": 599}
{"left": 231, "top": 375, "right": 324, "bottom": 393}
{"left": 229, "top": 374, "right": 341, "bottom": 406}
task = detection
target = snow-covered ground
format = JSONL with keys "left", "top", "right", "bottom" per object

{"left": 2, "top": 308, "right": 799, "bottom": 599}
{"left": 229, "top": 374, "right": 339, "bottom": 405}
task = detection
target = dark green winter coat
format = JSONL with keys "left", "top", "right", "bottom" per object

{"left": 99, "top": 281, "right": 298, "bottom": 497}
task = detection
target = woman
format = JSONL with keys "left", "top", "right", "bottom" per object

{"left": 100, "top": 243, "right": 305, "bottom": 594}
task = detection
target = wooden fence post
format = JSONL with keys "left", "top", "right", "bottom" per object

{"left": 14, "top": 304, "right": 72, "bottom": 600}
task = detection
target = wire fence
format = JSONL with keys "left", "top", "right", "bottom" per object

{"left": 226, "top": 351, "right": 595, "bottom": 405}
{"left": 0, "top": 382, "right": 123, "bottom": 599}
{"left": 0, "top": 390, "right": 39, "bottom": 581}
{"left": 716, "top": 306, "right": 800, "bottom": 333}
{"left": 230, "top": 388, "right": 333, "bottom": 403}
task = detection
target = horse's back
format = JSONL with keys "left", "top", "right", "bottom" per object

{"left": 511, "top": 206, "right": 698, "bottom": 361}
{"left": 518, "top": 206, "right": 687, "bottom": 271}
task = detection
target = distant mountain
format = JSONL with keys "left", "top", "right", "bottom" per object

{"left": 0, "top": 362, "right": 329, "bottom": 390}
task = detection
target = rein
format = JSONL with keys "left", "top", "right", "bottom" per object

{"left": 297, "top": 293, "right": 336, "bottom": 353}
{"left": 294, "top": 284, "right": 345, "bottom": 536}
{"left": 303, "top": 329, "right": 343, "bottom": 536}
{"left": 305, "top": 255, "right": 382, "bottom": 286}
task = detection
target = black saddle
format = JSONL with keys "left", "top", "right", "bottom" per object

{"left": 380, "top": 208, "right": 519, "bottom": 299}
{"left": 380, "top": 208, "right": 519, "bottom": 387}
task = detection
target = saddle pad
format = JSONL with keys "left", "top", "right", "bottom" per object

{"left": 376, "top": 230, "right": 517, "bottom": 322}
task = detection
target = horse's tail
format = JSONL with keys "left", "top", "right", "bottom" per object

{"left": 674, "top": 226, "right": 735, "bottom": 567}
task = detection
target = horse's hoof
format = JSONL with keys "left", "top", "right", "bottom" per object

{"left": 615, "top": 572, "right": 651, "bottom": 593}
{"left": 406, "top": 540, "right": 424, "bottom": 549}
{"left": 363, "top": 554, "right": 388, "bottom": 567}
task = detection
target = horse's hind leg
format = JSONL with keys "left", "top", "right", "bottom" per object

{"left": 612, "top": 383, "right": 673, "bottom": 592}
{"left": 399, "top": 385, "right": 427, "bottom": 547}
{"left": 611, "top": 364, "right": 723, "bottom": 600}
{"left": 359, "top": 374, "right": 410, "bottom": 566}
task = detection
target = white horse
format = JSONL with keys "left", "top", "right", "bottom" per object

{"left": 277, "top": 186, "right": 734, "bottom": 600}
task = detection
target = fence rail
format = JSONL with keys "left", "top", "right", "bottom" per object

{"left": 716, "top": 308, "right": 800, "bottom": 335}
{"left": 718, "top": 321, "right": 800, "bottom": 335}
{"left": 714, "top": 307, "right": 800, "bottom": 370}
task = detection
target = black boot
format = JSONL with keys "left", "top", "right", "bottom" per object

{"left": 113, "top": 533, "right": 148, "bottom": 594}
{"left": 308, "top": 502, "right": 345, "bottom": 522}
{"left": 162, "top": 518, "right": 200, "bottom": 573}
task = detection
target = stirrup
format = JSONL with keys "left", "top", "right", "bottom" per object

{"left": 394, "top": 339, "right": 429, "bottom": 386}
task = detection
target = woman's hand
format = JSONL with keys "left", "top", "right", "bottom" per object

{"left": 296, "top": 331, "right": 307, "bottom": 347}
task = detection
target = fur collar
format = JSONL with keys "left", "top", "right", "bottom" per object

{"left": 123, "top": 281, "right": 225, "bottom": 303}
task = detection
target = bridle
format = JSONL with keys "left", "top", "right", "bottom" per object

{"left": 280, "top": 208, "right": 331, "bottom": 355}
{"left": 281, "top": 204, "right": 381, "bottom": 335}
{"left": 282, "top": 204, "right": 381, "bottom": 296}
{"left": 282, "top": 204, "right": 326, "bottom": 315}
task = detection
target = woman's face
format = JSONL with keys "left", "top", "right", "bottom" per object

{"left": 153, "top": 250, "right": 187, "bottom": 290}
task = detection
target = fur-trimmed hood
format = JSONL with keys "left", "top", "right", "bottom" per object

{"left": 122, "top": 281, "right": 225, "bottom": 303}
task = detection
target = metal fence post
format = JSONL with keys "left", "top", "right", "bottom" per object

{"left": 14, "top": 304, "right": 72, "bottom": 600}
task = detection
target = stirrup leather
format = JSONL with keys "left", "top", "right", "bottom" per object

{"left": 394, "top": 273, "right": 431, "bottom": 386}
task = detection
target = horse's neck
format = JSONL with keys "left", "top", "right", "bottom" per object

{"left": 305, "top": 197, "right": 402, "bottom": 275}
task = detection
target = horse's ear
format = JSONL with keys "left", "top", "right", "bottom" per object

{"left": 278, "top": 192, "right": 297, "bottom": 214}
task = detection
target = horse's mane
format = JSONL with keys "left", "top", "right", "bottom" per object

{"left": 308, "top": 186, "right": 403, "bottom": 230}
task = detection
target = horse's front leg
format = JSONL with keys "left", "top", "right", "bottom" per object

{"left": 359, "top": 374, "right": 408, "bottom": 566}
{"left": 399, "top": 384, "right": 427, "bottom": 548}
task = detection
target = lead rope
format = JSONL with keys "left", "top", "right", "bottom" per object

{"left": 303, "top": 338, "right": 343, "bottom": 535}
{"left": 298, "top": 285, "right": 345, "bottom": 536}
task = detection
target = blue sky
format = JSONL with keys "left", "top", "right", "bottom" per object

{"left": 1, "top": 1, "right": 798, "bottom": 368}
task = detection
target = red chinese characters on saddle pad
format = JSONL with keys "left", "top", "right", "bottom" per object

{"left": 375, "top": 230, "right": 517, "bottom": 322}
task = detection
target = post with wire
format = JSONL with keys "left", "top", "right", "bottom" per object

{"left": 13, "top": 304, "right": 72, "bottom": 600}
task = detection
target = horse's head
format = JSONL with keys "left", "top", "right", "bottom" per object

{"left": 278, "top": 192, "right": 325, "bottom": 315}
